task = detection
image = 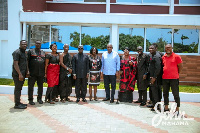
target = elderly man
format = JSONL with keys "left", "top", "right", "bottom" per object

{"left": 72, "top": 45, "right": 89, "bottom": 103}
{"left": 12, "top": 40, "right": 29, "bottom": 109}
{"left": 101, "top": 43, "right": 120, "bottom": 103}
{"left": 162, "top": 44, "right": 183, "bottom": 113}
{"left": 27, "top": 40, "right": 45, "bottom": 105}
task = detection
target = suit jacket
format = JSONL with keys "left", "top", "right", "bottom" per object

{"left": 72, "top": 53, "right": 89, "bottom": 78}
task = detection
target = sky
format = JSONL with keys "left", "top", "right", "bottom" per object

{"left": 52, "top": 26, "right": 199, "bottom": 46}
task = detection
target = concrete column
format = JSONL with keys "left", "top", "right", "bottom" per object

{"left": 49, "top": 25, "right": 51, "bottom": 48}
{"left": 171, "top": 28, "right": 174, "bottom": 52}
{"left": 22, "top": 22, "right": 26, "bottom": 40}
{"left": 110, "top": 24, "right": 119, "bottom": 52}
{"left": 80, "top": 26, "right": 82, "bottom": 45}
{"left": 106, "top": 0, "right": 110, "bottom": 13}
{"left": 169, "top": 0, "right": 174, "bottom": 14}
{"left": 144, "top": 28, "right": 146, "bottom": 52}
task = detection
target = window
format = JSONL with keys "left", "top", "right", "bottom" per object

{"left": 180, "top": 0, "right": 200, "bottom": 4}
{"left": 117, "top": 0, "right": 168, "bottom": 3}
{"left": 26, "top": 25, "right": 50, "bottom": 48}
{"left": 119, "top": 28, "right": 144, "bottom": 52}
{"left": 0, "top": 0, "right": 8, "bottom": 30}
{"left": 81, "top": 26, "right": 110, "bottom": 50}
{"left": 51, "top": 25, "right": 80, "bottom": 48}
{"left": 146, "top": 28, "right": 171, "bottom": 52}
{"left": 173, "top": 29, "right": 199, "bottom": 53}
{"left": 84, "top": 0, "right": 106, "bottom": 2}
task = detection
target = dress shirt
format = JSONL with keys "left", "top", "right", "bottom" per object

{"left": 101, "top": 51, "right": 120, "bottom": 75}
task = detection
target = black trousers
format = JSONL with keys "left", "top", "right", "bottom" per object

{"left": 138, "top": 90, "right": 147, "bottom": 103}
{"left": 163, "top": 79, "right": 180, "bottom": 107}
{"left": 149, "top": 87, "right": 153, "bottom": 102}
{"left": 28, "top": 76, "right": 44, "bottom": 101}
{"left": 149, "top": 79, "right": 160, "bottom": 106}
{"left": 103, "top": 75, "right": 116, "bottom": 100}
{"left": 75, "top": 78, "right": 87, "bottom": 99}
{"left": 158, "top": 85, "right": 162, "bottom": 102}
{"left": 13, "top": 76, "right": 25, "bottom": 105}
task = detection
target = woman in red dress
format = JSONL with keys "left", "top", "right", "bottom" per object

{"left": 118, "top": 47, "right": 137, "bottom": 103}
{"left": 45, "top": 43, "right": 60, "bottom": 104}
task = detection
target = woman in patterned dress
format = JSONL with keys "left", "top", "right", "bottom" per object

{"left": 88, "top": 47, "right": 102, "bottom": 101}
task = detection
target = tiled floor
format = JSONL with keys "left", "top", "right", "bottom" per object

{"left": 0, "top": 94, "right": 199, "bottom": 133}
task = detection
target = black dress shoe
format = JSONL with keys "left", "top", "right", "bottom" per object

{"left": 164, "top": 108, "right": 170, "bottom": 112}
{"left": 102, "top": 98, "right": 110, "bottom": 101}
{"left": 14, "top": 104, "right": 27, "bottom": 109}
{"left": 110, "top": 99, "right": 114, "bottom": 103}
{"left": 76, "top": 98, "right": 80, "bottom": 103}
{"left": 140, "top": 102, "right": 146, "bottom": 106}
{"left": 147, "top": 104, "right": 154, "bottom": 108}
{"left": 29, "top": 101, "right": 35, "bottom": 105}
{"left": 82, "top": 98, "right": 87, "bottom": 102}
{"left": 150, "top": 108, "right": 155, "bottom": 111}
{"left": 37, "top": 100, "right": 43, "bottom": 104}
{"left": 20, "top": 102, "right": 27, "bottom": 107}
{"left": 134, "top": 101, "right": 141, "bottom": 103}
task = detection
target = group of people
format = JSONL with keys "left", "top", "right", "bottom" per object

{"left": 12, "top": 40, "right": 183, "bottom": 114}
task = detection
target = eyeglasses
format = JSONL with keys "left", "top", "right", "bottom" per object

{"left": 78, "top": 48, "right": 83, "bottom": 49}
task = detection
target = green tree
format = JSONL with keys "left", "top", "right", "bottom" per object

{"left": 70, "top": 31, "right": 80, "bottom": 47}
{"left": 156, "top": 37, "right": 167, "bottom": 52}
{"left": 119, "top": 34, "right": 145, "bottom": 51}
{"left": 181, "top": 34, "right": 189, "bottom": 45}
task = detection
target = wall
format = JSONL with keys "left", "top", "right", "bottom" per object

{"left": 0, "top": 0, "right": 22, "bottom": 78}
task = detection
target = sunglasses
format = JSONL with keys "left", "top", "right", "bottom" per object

{"left": 78, "top": 48, "right": 83, "bottom": 49}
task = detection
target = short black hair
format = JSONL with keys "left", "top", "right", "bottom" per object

{"left": 152, "top": 43, "right": 158, "bottom": 48}
{"left": 90, "top": 47, "right": 98, "bottom": 55}
{"left": 124, "top": 47, "right": 129, "bottom": 51}
{"left": 20, "top": 40, "right": 27, "bottom": 44}
{"left": 50, "top": 43, "right": 57, "bottom": 49}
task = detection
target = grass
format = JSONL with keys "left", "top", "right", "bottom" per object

{"left": 0, "top": 78, "right": 199, "bottom": 93}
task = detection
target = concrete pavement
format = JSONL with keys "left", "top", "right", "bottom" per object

{"left": 0, "top": 94, "right": 200, "bottom": 133}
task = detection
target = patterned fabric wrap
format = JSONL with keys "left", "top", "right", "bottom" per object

{"left": 120, "top": 56, "right": 137, "bottom": 92}
{"left": 47, "top": 64, "right": 60, "bottom": 87}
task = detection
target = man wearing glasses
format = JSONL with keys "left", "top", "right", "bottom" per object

{"left": 72, "top": 45, "right": 89, "bottom": 103}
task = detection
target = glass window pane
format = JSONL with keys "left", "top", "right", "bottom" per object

{"left": 57, "top": 0, "right": 83, "bottom": 2}
{"left": 117, "top": 0, "right": 141, "bottom": 3}
{"left": 173, "top": 29, "right": 199, "bottom": 53}
{"left": 180, "top": 0, "right": 200, "bottom": 4}
{"left": 51, "top": 26, "right": 80, "bottom": 49}
{"left": 26, "top": 25, "right": 50, "bottom": 48}
{"left": 81, "top": 26, "right": 110, "bottom": 50}
{"left": 0, "top": 0, "right": 8, "bottom": 30}
{"left": 119, "top": 28, "right": 144, "bottom": 52}
{"left": 84, "top": 0, "right": 106, "bottom": 2}
{"left": 143, "top": 0, "right": 168, "bottom": 3}
{"left": 146, "top": 28, "right": 172, "bottom": 52}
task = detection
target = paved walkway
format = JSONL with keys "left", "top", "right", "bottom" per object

{"left": 0, "top": 94, "right": 199, "bottom": 133}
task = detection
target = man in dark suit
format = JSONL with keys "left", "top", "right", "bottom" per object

{"left": 144, "top": 45, "right": 162, "bottom": 111}
{"left": 72, "top": 45, "right": 89, "bottom": 103}
{"left": 27, "top": 40, "right": 45, "bottom": 105}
